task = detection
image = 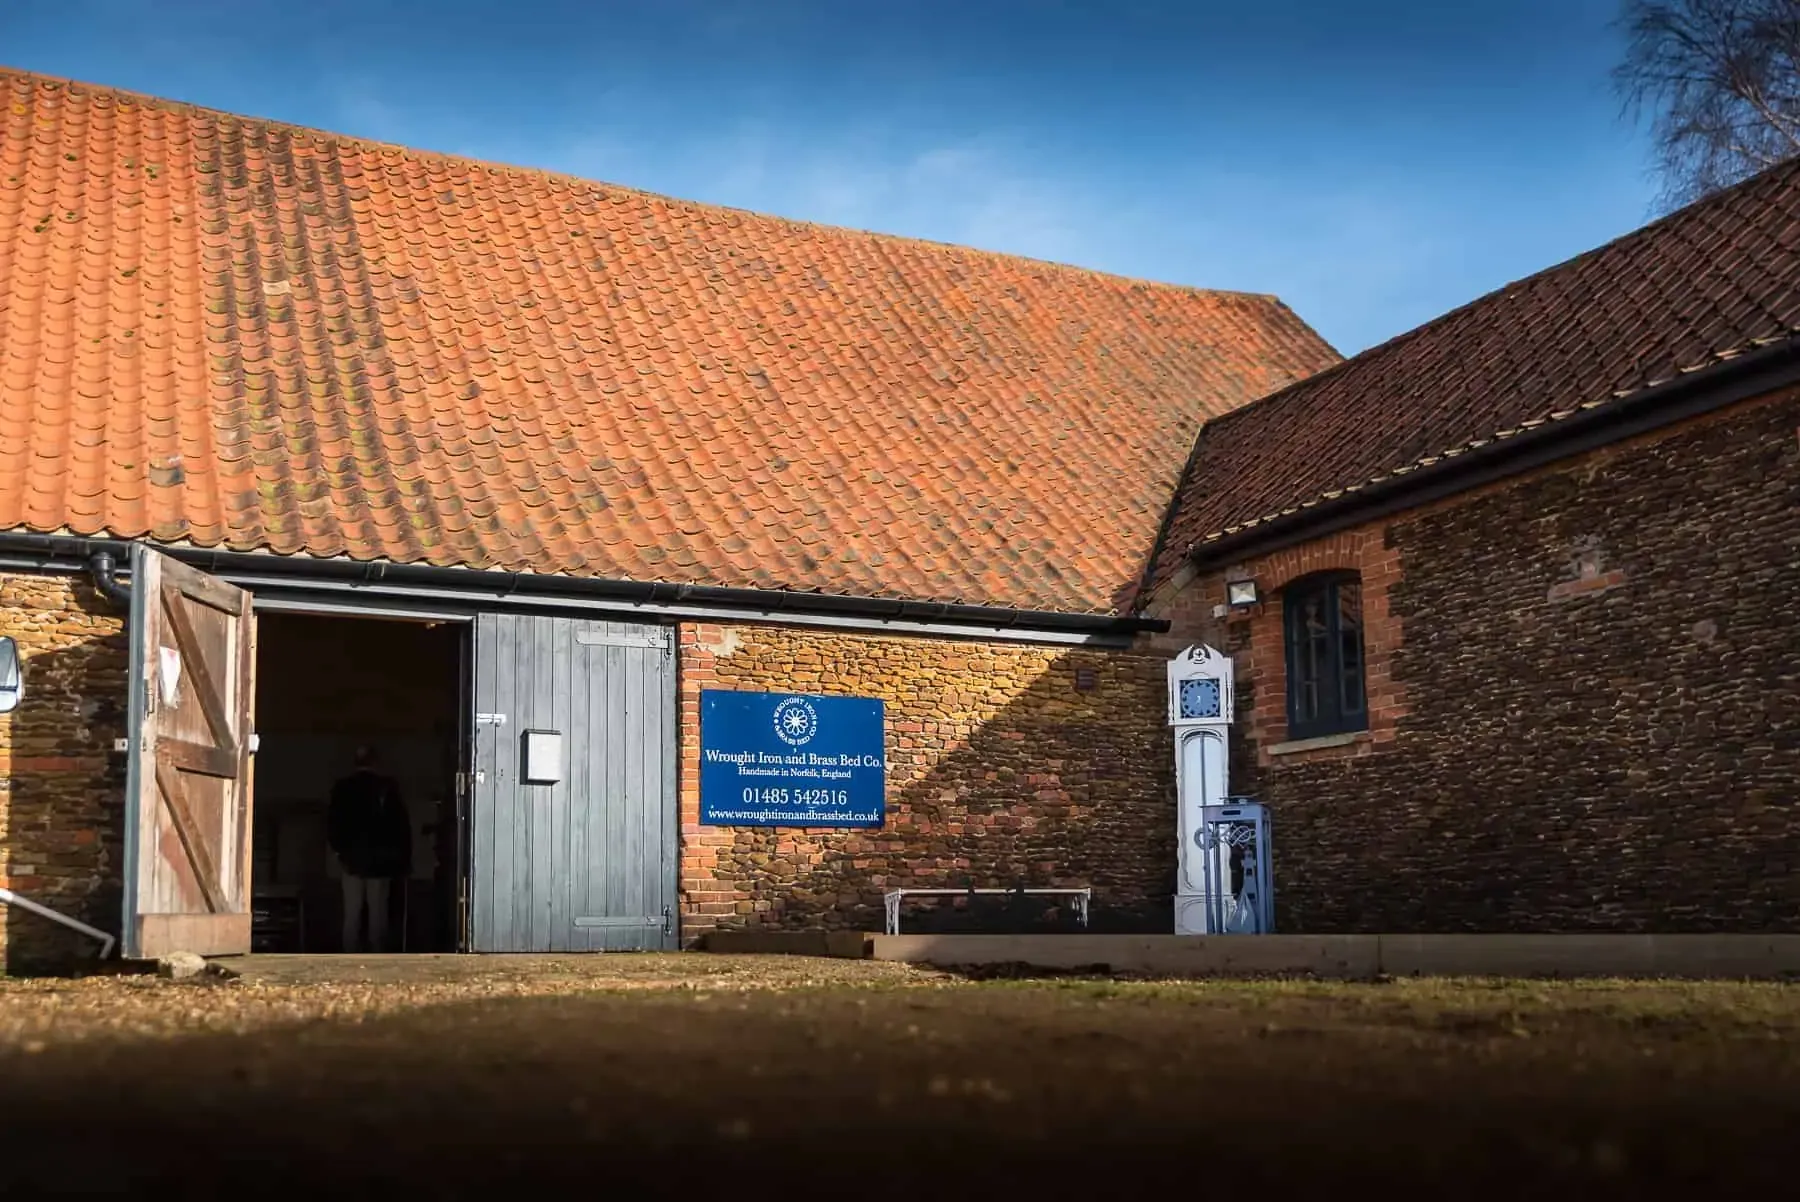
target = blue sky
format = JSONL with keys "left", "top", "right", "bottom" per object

{"left": 3, "top": 0, "right": 1656, "bottom": 355}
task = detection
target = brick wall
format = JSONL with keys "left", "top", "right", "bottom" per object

{"left": 0, "top": 572, "right": 129, "bottom": 969}
{"left": 677, "top": 624, "right": 1174, "bottom": 941}
{"left": 1152, "top": 386, "right": 1800, "bottom": 932}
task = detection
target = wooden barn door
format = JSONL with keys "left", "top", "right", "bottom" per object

{"left": 468, "top": 614, "right": 676, "bottom": 952}
{"left": 122, "top": 547, "right": 257, "bottom": 960}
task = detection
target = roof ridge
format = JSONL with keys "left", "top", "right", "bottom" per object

{"left": 1191, "top": 152, "right": 1800, "bottom": 438}
{"left": 0, "top": 63, "right": 1281, "bottom": 308}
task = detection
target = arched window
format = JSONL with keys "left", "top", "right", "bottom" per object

{"left": 1283, "top": 572, "right": 1367, "bottom": 739}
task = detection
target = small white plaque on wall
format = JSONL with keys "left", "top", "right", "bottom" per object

{"left": 522, "top": 729, "right": 563, "bottom": 785}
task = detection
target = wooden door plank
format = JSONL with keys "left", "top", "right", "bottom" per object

{"left": 153, "top": 757, "right": 226, "bottom": 913}
{"left": 132, "top": 549, "right": 166, "bottom": 937}
{"left": 236, "top": 592, "right": 257, "bottom": 927}
{"left": 159, "top": 739, "right": 239, "bottom": 779}
{"left": 657, "top": 631, "right": 678, "bottom": 950}
{"left": 173, "top": 570, "right": 248, "bottom": 615}
{"left": 137, "top": 913, "right": 252, "bottom": 959}
{"left": 160, "top": 587, "right": 238, "bottom": 759}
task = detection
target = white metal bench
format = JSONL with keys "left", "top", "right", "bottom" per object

{"left": 882, "top": 887, "right": 1092, "bottom": 936}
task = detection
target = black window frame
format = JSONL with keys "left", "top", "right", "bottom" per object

{"left": 1282, "top": 571, "right": 1368, "bottom": 740}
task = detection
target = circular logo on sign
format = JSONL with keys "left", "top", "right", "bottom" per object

{"left": 772, "top": 696, "right": 819, "bottom": 746}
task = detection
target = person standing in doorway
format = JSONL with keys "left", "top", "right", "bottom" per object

{"left": 326, "top": 746, "right": 411, "bottom": 953}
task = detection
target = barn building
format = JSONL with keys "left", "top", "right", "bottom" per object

{"left": 0, "top": 68, "right": 1335, "bottom": 965}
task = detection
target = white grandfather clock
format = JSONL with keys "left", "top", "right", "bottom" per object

{"left": 1168, "top": 645, "right": 1272, "bottom": 935}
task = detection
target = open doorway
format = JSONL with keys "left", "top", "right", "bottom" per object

{"left": 249, "top": 612, "right": 466, "bottom": 953}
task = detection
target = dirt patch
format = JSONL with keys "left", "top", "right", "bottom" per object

{"left": 0, "top": 953, "right": 947, "bottom": 1044}
{"left": 0, "top": 963, "right": 1795, "bottom": 1197}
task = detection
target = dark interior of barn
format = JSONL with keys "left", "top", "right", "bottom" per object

{"left": 249, "top": 612, "right": 465, "bottom": 953}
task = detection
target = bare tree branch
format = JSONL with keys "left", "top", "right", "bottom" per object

{"left": 1614, "top": 0, "right": 1800, "bottom": 209}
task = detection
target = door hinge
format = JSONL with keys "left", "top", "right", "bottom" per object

{"left": 574, "top": 910, "right": 671, "bottom": 931}
{"left": 574, "top": 630, "right": 670, "bottom": 650}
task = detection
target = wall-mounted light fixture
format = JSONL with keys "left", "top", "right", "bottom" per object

{"left": 1225, "top": 579, "right": 1259, "bottom": 609}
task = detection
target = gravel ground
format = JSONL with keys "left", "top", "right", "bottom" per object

{"left": 0, "top": 957, "right": 1796, "bottom": 1198}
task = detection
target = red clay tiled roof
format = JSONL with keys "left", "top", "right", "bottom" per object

{"left": 1150, "top": 155, "right": 1800, "bottom": 593}
{"left": 0, "top": 68, "right": 1337, "bottom": 616}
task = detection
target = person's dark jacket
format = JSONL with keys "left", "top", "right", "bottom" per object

{"left": 326, "top": 769, "right": 412, "bottom": 879}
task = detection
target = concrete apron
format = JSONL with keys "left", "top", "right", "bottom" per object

{"left": 209, "top": 935, "right": 1800, "bottom": 983}
{"left": 863, "top": 933, "right": 1800, "bottom": 980}
{"left": 210, "top": 953, "right": 661, "bottom": 986}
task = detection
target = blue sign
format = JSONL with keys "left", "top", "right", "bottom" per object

{"left": 699, "top": 689, "right": 885, "bottom": 827}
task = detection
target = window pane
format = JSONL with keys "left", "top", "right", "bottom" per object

{"left": 1303, "top": 593, "right": 1329, "bottom": 637}
{"left": 1337, "top": 582, "right": 1366, "bottom": 716}
{"left": 1310, "top": 593, "right": 1339, "bottom": 723}
{"left": 1314, "top": 593, "right": 1337, "bottom": 722}
{"left": 1340, "top": 635, "right": 1365, "bottom": 715}
{"left": 1286, "top": 578, "right": 1371, "bottom": 734}
{"left": 1295, "top": 651, "right": 1317, "bottom": 722}
{"left": 1288, "top": 592, "right": 1319, "bottom": 723}
{"left": 1337, "top": 581, "right": 1362, "bottom": 632}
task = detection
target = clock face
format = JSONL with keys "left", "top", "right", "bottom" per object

{"left": 1179, "top": 677, "right": 1222, "bottom": 719}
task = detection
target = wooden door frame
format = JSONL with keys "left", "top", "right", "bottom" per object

{"left": 454, "top": 619, "right": 474, "bottom": 952}
{"left": 237, "top": 604, "right": 475, "bottom": 954}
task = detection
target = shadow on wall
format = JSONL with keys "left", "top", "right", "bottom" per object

{"left": 0, "top": 577, "right": 130, "bottom": 974}
{"left": 696, "top": 637, "right": 1179, "bottom": 937}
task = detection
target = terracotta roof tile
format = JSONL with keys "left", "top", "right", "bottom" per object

{"left": 0, "top": 67, "right": 1336, "bottom": 614}
{"left": 1149, "top": 155, "right": 1800, "bottom": 593}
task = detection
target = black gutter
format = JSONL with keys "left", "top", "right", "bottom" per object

{"left": 1188, "top": 334, "right": 1800, "bottom": 571}
{"left": 0, "top": 532, "right": 1168, "bottom": 636}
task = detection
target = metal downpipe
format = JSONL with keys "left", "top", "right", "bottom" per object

{"left": 86, "top": 549, "right": 133, "bottom": 609}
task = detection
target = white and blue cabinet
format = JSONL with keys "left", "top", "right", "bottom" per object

{"left": 1168, "top": 644, "right": 1273, "bottom": 935}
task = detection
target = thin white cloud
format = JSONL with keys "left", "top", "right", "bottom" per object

{"left": 324, "top": 79, "right": 418, "bottom": 147}
{"left": 636, "top": 128, "right": 1108, "bottom": 269}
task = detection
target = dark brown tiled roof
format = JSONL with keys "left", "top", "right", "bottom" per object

{"left": 1149, "top": 154, "right": 1800, "bottom": 592}
{"left": 0, "top": 68, "right": 1338, "bottom": 616}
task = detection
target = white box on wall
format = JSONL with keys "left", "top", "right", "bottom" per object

{"left": 523, "top": 729, "right": 563, "bottom": 785}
